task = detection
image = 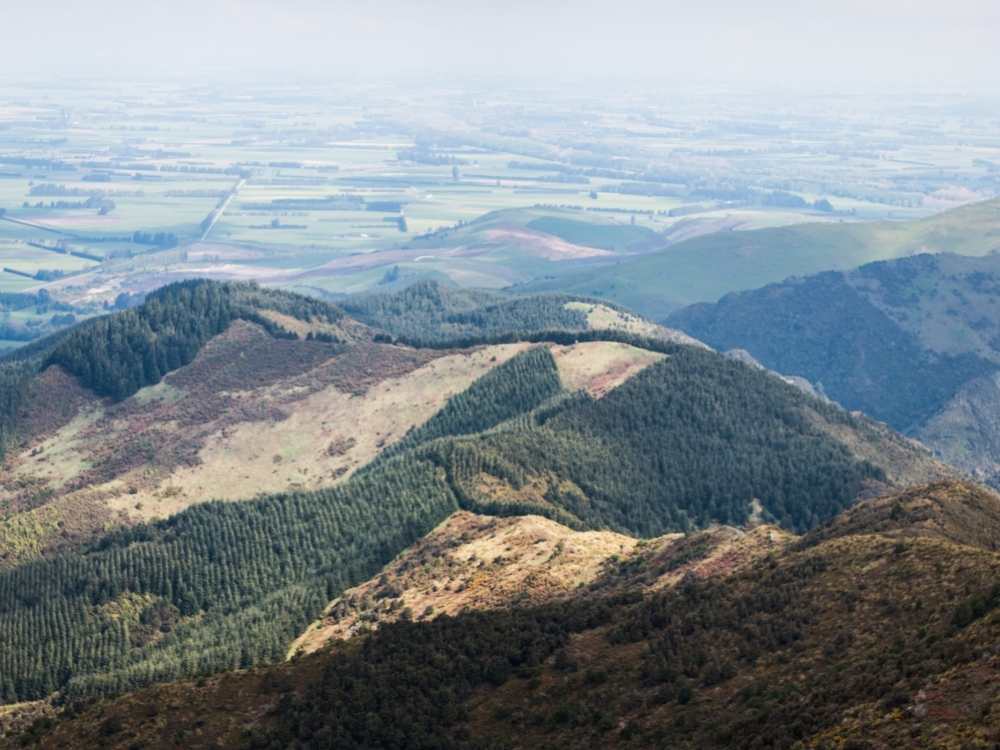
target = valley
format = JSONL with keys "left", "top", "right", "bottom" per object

{"left": 3, "top": 82, "right": 1000, "bottom": 351}
{"left": 0, "top": 63, "right": 999, "bottom": 750}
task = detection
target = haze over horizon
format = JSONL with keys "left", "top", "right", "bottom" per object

{"left": 2, "top": 0, "right": 999, "bottom": 93}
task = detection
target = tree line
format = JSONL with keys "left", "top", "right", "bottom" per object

{"left": 340, "top": 280, "right": 595, "bottom": 345}
{"left": 44, "top": 279, "right": 346, "bottom": 400}
{"left": 0, "top": 457, "right": 459, "bottom": 704}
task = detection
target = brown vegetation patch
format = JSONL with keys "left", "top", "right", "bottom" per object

{"left": 273, "top": 339, "right": 442, "bottom": 398}
{"left": 564, "top": 301, "right": 707, "bottom": 347}
{"left": 473, "top": 472, "right": 567, "bottom": 514}
{"left": 806, "top": 479, "right": 1000, "bottom": 552}
{"left": 806, "top": 652, "right": 1000, "bottom": 748}
{"left": 162, "top": 320, "right": 339, "bottom": 399}
{"left": 481, "top": 229, "right": 614, "bottom": 260}
{"left": 550, "top": 341, "right": 665, "bottom": 398}
{"left": 606, "top": 524, "right": 794, "bottom": 591}
{"left": 124, "top": 343, "right": 529, "bottom": 516}
{"left": 290, "top": 513, "right": 790, "bottom": 659}
{"left": 12, "top": 322, "right": 441, "bottom": 497}
{"left": 13, "top": 365, "right": 103, "bottom": 447}
{"left": 0, "top": 702, "right": 55, "bottom": 744}
{"left": 257, "top": 308, "right": 371, "bottom": 344}
{"left": 289, "top": 511, "right": 638, "bottom": 656}
{"left": 1, "top": 408, "right": 102, "bottom": 518}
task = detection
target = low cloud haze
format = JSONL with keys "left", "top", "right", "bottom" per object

{"left": 2, "top": 0, "right": 999, "bottom": 91}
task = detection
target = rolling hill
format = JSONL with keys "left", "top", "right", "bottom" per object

{"left": 0, "top": 280, "right": 701, "bottom": 565}
{"left": 11, "top": 480, "right": 999, "bottom": 750}
{"left": 518, "top": 197, "right": 1000, "bottom": 317}
{"left": 404, "top": 208, "right": 662, "bottom": 256}
{"left": 0, "top": 278, "right": 949, "bottom": 714}
{"left": 667, "top": 252, "right": 1000, "bottom": 488}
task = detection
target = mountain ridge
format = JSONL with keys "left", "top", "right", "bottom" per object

{"left": 9, "top": 480, "right": 998, "bottom": 750}
{"left": 666, "top": 252, "right": 1000, "bottom": 487}
{"left": 0, "top": 278, "right": 949, "bottom": 710}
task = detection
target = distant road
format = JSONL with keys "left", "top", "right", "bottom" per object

{"left": 0, "top": 215, "right": 72, "bottom": 236}
{"left": 2, "top": 266, "right": 36, "bottom": 279}
{"left": 27, "top": 241, "right": 102, "bottom": 262}
{"left": 200, "top": 177, "right": 245, "bottom": 241}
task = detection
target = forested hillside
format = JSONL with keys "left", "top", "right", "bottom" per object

{"left": 0, "top": 307, "right": 944, "bottom": 706}
{"left": 668, "top": 263, "right": 996, "bottom": 431}
{"left": 0, "top": 456, "right": 458, "bottom": 703}
{"left": 0, "top": 277, "right": 950, "bottom": 722}
{"left": 0, "top": 360, "right": 32, "bottom": 455}
{"left": 44, "top": 280, "right": 345, "bottom": 400}
{"left": 0, "top": 280, "right": 348, "bottom": 459}
{"left": 340, "top": 280, "right": 592, "bottom": 345}
{"left": 16, "top": 481, "right": 1000, "bottom": 750}
{"left": 667, "top": 253, "right": 1000, "bottom": 486}
{"left": 420, "top": 344, "right": 895, "bottom": 534}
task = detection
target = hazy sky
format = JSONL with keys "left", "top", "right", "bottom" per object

{"left": 3, "top": 0, "right": 999, "bottom": 91}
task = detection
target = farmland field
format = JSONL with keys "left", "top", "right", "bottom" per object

{"left": 0, "top": 81, "right": 998, "bottom": 345}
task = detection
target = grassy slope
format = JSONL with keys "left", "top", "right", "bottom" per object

{"left": 405, "top": 207, "right": 655, "bottom": 249}
{"left": 525, "top": 217, "right": 658, "bottom": 251}
{"left": 519, "top": 198, "right": 1000, "bottom": 316}
{"left": 287, "top": 510, "right": 645, "bottom": 656}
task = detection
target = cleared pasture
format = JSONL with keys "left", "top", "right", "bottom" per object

{"left": 0, "top": 80, "right": 995, "bottom": 324}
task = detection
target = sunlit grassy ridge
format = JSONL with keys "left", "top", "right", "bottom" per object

{"left": 523, "top": 198, "right": 1000, "bottom": 316}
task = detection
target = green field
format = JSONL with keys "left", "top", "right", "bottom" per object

{"left": 517, "top": 199, "right": 1000, "bottom": 317}
{"left": 0, "top": 81, "right": 996, "bottom": 329}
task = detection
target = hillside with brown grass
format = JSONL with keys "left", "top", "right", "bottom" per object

{"left": 0, "top": 326, "right": 679, "bottom": 565}
{"left": 289, "top": 510, "right": 793, "bottom": 657}
{"left": 1, "top": 322, "right": 465, "bottom": 561}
